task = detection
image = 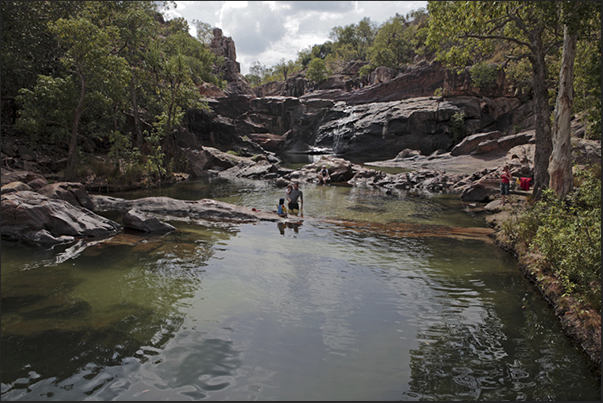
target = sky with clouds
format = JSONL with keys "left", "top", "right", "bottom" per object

{"left": 161, "top": 1, "right": 428, "bottom": 75}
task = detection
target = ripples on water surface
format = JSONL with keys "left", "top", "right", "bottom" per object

{"left": 1, "top": 177, "right": 600, "bottom": 400}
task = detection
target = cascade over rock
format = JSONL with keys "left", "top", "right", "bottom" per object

{"left": 185, "top": 94, "right": 533, "bottom": 160}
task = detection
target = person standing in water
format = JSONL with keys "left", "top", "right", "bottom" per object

{"left": 287, "top": 182, "right": 303, "bottom": 215}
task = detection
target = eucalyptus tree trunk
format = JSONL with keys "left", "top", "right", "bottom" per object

{"left": 530, "top": 35, "right": 553, "bottom": 201}
{"left": 67, "top": 66, "right": 86, "bottom": 177}
{"left": 549, "top": 25, "right": 577, "bottom": 198}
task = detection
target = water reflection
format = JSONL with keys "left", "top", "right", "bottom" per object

{"left": 277, "top": 221, "right": 301, "bottom": 235}
{"left": 402, "top": 306, "right": 599, "bottom": 401}
{"left": 401, "top": 237, "right": 600, "bottom": 401}
{"left": 0, "top": 224, "right": 237, "bottom": 399}
{"left": 148, "top": 333, "right": 242, "bottom": 400}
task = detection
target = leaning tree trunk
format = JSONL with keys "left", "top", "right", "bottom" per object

{"left": 530, "top": 40, "right": 553, "bottom": 201}
{"left": 130, "top": 63, "right": 143, "bottom": 151}
{"left": 67, "top": 67, "right": 86, "bottom": 177}
{"left": 549, "top": 25, "right": 577, "bottom": 198}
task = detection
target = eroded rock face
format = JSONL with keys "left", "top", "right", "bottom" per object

{"left": 209, "top": 28, "right": 254, "bottom": 97}
{"left": 1, "top": 191, "right": 121, "bottom": 247}
{"left": 210, "top": 28, "right": 237, "bottom": 63}
{"left": 191, "top": 91, "right": 531, "bottom": 161}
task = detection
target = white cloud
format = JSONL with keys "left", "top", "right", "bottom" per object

{"left": 166, "top": 1, "right": 428, "bottom": 75}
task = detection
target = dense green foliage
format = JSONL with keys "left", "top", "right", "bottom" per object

{"left": 469, "top": 62, "right": 500, "bottom": 94}
{"left": 572, "top": 22, "right": 601, "bottom": 140}
{"left": 305, "top": 58, "right": 330, "bottom": 84}
{"left": 503, "top": 167, "right": 601, "bottom": 311}
{"left": 244, "top": 58, "right": 303, "bottom": 86}
{"left": 3, "top": 0, "right": 222, "bottom": 181}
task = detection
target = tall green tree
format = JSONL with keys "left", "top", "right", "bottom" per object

{"left": 245, "top": 60, "right": 269, "bottom": 86}
{"left": 11, "top": 1, "right": 220, "bottom": 182}
{"left": 110, "top": 1, "right": 159, "bottom": 151}
{"left": 306, "top": 58, "right": 330, "bottom": 84}
{"left": 368, "top": 13, "right": 414, "bottom": 69}
{"left": 145, "top": 30, "right": 207, "bottom": 174}
{"left": 46, "top": 3, "right": 130, "bottom": 175}
{"left": 329, "top": 17, "right": 378, "bottom": 61}
{"left": 427, "top": 1, "right": 569, "bottom": 200}
{"left": 0, "top": 1, "right": 81, "bottom": 99}
{"left": 0, "top": 1, "right": 83, "bottom": 127}
{"left": 573, "top": 32, "right": 601, "bottom": 141}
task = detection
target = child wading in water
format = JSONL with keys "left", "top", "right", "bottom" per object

{"left": 277, "top": 198, "right": 288, "bottom": 217}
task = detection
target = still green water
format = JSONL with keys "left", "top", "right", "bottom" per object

{"left": 1, "top": 176, "right": 600, "bottom": 400}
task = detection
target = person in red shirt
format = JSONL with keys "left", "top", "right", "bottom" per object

{"left": 500, "top": 165, "right": 512, "bottom": 205}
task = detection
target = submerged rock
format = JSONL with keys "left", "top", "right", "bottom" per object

{"left": 91, "top": 195, "right": 284, "bottom": 224}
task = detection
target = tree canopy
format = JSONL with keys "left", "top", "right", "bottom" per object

{"left": 4, "top": 0, "right": 222, "bottom": 181}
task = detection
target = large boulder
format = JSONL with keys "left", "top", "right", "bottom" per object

{"left": 460, "top": 183, "right": 491, "bottom": 202}
{"left": 247, "top": 133, "right": 285, "bottom": 152}
{"left": 1, "top": 181, "right": 32, "bottom": 194}
{"left": 301, "top": 61, "right": 447, "bottom": 104}
{"left": 254, "top": 76, "right": 310, "bottom": 98}
{"left": 218, "top": 159, "right": 280, "bottom": 179}
{"left": 284, "top": 156, "right": 358, "bottom": 184}
{"left": 324, "top": 159, "right": 355, "bottom": 183}
{"left": 1, "top": 191, "right": 121, "bottom": 247}
{"left": 36, "top": 182, "right": 94, "bottom": 210}
{"left": 473, "top": 131, "right": 535, "bottom": 155}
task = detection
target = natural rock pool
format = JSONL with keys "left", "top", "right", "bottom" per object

{"left": 1, "top": 176, "right": 600, "bottom": 400}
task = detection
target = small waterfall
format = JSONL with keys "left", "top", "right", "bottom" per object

{"left": 332, "top": 105, "right": 355, "bottom": 155}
